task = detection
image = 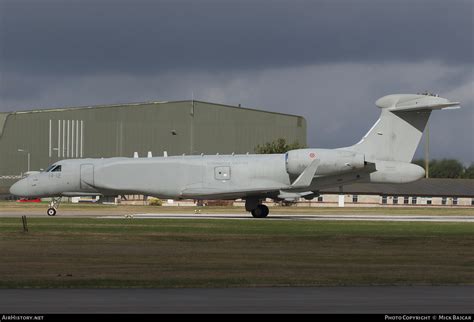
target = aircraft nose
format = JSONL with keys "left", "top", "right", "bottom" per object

{"left": 9, "top": 179, "right": 29, "bottom": 197}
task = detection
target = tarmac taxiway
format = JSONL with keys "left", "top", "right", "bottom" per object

{"left": 0, "top": 210, "right": 473, "bottom": 222}
{"left": 0, "top": 286, "right": 472, "bottom": 313}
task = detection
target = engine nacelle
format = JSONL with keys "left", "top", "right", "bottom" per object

{"left": 286, "top": 149, "right": 365, "bottom": 176}
{"left": 369, "top": 160, "right": 425, "bottom": 183}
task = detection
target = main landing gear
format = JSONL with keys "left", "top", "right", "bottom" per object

{"left": 251, "top": 204, "right": 269, "bottom": 218}
{"left": 47, "top": 197, "right": 61, "bottom": 216}
{"left": 245, "top": 199, "right": 269, "bottom": 218}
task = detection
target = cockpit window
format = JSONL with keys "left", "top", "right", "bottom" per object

{"left": 47, "top": 165, "right": 62, "bottom": 172}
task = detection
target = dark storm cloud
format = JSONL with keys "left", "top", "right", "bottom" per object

{"left": 0, "top": 0, "right": 472, "bottom": 163}
{"left": 0, "top": 0, "right": 472, "bottom": 76}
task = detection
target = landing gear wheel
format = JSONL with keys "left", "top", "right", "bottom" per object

{"left": 46, "top": 197, "right": 61, "bottom": 216}
{"left": 251, "top": 204, "right": 269, "bottom": 218}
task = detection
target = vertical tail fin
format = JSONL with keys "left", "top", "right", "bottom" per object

{"left": 346, "top": 94, "right": 460, "bottom": 162}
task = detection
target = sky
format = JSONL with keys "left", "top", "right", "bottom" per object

{"left": 0, "top": 0, "right": 472, "bottom": 163}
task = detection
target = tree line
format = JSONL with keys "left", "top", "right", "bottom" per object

{"left": 412, "top": 159, "right": 474, "bottom": 179}
{"left": 254, "top": 138, "right": 305, "bottom": 154}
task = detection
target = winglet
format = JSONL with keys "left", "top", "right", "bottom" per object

{"left": 290, "top": 159, "right": 319, "bottom": 188}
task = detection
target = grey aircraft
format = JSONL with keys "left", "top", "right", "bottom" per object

{"left": 10, "top": 93, "right": 460, "bottom": 217}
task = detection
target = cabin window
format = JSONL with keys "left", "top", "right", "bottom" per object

{"left": 47, "top": 165, "right": 62, "bottom": 172}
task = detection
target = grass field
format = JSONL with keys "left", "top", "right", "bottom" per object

{"left": 0, "top": 217, "right": 472, "bottom": 288}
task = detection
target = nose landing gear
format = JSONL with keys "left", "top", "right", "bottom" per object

{"left": 47, "top": 197, "right": 61, "bottom": 216}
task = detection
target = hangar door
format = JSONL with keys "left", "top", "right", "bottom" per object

{"left": 80, "top": 164, "right": 94, "bottom": 189}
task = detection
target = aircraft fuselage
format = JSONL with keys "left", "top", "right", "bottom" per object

{"left": 10, "top": 149, "right": 424, "bottom": 200}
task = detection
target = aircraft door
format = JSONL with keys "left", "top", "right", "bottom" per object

{"left": 80, "top": 164, "right": 94, "bottom": 189}
{"left": 214, "top": 166, "right": 231, "bottom": 180}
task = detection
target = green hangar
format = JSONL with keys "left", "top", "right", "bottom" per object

{"left": 0, "top": 100, "right": 307, "bottom": 194}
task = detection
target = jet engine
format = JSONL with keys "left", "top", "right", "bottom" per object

{"left": 286, "top": 149, "right": 365, "bottom": 176}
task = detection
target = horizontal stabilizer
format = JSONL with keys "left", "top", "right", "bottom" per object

{"left": 388, "top": 102, "right": 460, "bottom": 112}
{"left": 376, "top": 94, "right": 461, "bottom": 112}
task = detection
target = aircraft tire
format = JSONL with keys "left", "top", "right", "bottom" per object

{"left": 251, "top": 205, "right": 269, "bottom": 218}
{"left": 47, "top": 208, "right": 56, "bottom": 216}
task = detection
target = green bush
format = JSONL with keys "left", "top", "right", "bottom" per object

{"left": 148, "top": 197, "right": 163, "bottom": 206}
{"left": 255, "top": 138, "right": 306, "bottom": 154}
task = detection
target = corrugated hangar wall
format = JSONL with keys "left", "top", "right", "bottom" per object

{"left": 0, "top": 100, "right": 306, "bottom": 194}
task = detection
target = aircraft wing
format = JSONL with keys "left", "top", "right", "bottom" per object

{"left": 277, "top": 190, "right": 316, "bottom": 201}
{"left": 180, "top": 186, "right": 282, "bottom": 200}
{"left": 290, "top": 159, "right": 320, "bottom": 188}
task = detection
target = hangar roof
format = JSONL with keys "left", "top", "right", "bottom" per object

{"left": 322, "top": 178, "right": 474, "bottom": 197}
{"left": 2, "top": 100, "right": 303, "bottom": 119}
